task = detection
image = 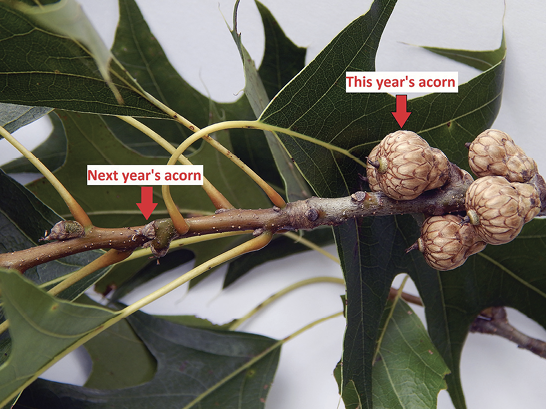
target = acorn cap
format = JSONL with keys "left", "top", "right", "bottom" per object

{"left": 468, "top": 129, "right": 537, "bottom": 183}
{"left": 416, "top": 214, "right": 486, "bottom": 271}
{"left": 465, "top": 176, "right": 541, "bottom": 245}
{"left": 366, "top": 130, "right": 449, "bottom": 200}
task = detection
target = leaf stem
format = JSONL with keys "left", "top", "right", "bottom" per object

{"left": 256, "top": 121, "right": 368, "bottom": 169}
{"left": 117, "top": 116, "right": 233, "bottom": 210}
{"left": 229, "top": 276, "right": 345, "bottom": 330}
{"left": 122, "top": 230, "right": 253, "bottom": 262}
{"left": 48, "top": 249, "right": 132, "bottom": 297}
{"left": 284, "top": 231, "right": 340, "bottom": 264}
{"left": 165, "top": 120, "right": 286, "bottom": 209}
{"left": 118, "top": 231, "right": 273, "bottom": 319}
{"left": 138, "top": 93, "right": 286, "bottom": 208}
{"left": 373, "top": 275, "right": 409, "bottom": 364}
{"left": 0, "top": 126, "right": 92, "bottom": 229}
{"left": 161, "top": 185, "right": 190, "bottom": 235}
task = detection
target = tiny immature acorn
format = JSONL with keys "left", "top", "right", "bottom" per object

{"left": 149, "top": 218, "right": 178, "bottom": 258}
{"left": 409, "top": 215, "right": 486, "bottom": 271}
{"left": 468, "top": 129, "right": 538, "bottom": 183}
{"left": 366, "top": 130, "right": 450, "bottom": 200}
{"left": 42, "top": 220, "right": 85, "bottom": 241}
{"left": 465, "top": 176, "right": 541, "bottom": 245}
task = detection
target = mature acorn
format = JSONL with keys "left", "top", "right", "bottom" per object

{"left": 468, "top": 129, "right": 537, "bottom": 183}
{"left": 366, "top": 130, "right": 450, "bottom": 200}
{"left": 465, "top": 176, "right": 541, "bottom": 245}
{"left": 411, "top": 214, "right": 486, "bottom": 271}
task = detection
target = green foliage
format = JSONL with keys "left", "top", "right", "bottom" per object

{"left": 0, "top": 169, "right": 106, "bottom": 297}
{"left": 414, "top": 219, "right": 546, "bottom": 408}
{"left": 17, "top": 308, "right": 280, "bottom": 408}
{"left": 0, "top": 103, "right": 52, "bottom": 135}
{"left": 258, "top": 0, "right": 505, "bottom": 405}
{"left": 2, "top": 113, "right": 66, "bottom": 173}
{"left": 0, "top": 0, "right": 542, "bottom": 408}
{"left": 334, "top": 297, "right": 450, "bottom": 409}
{"left": 0, "top": 3, "right": 166, "bottom": 118}
{"left": 0, "top": 269, "right": 116, "bottom": 405}
{"left": 371, "top": 299, "right": 449, "bottom": 409}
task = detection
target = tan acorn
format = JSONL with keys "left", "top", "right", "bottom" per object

{"left": 465, "top": 176, "right": 541, "bottom": 245}
{"left": 410, "top": 214, "right": 486, "bottom": 271}
{"left": 468, "top": 129, "right": 537, "bottom": 183}
{"left": 366, "top": 130, "right": 450, "bottom": 200}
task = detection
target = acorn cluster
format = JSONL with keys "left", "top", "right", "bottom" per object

{"left": 367, "top": 129, "right": 542, "bottom": 271}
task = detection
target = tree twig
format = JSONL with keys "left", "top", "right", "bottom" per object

{"left": 0, "top": 164, "right": 472, "bottom": 272}
{"left": 470, "top": 306, "right": 546, "bottom": 359}
{"left": 387, "top": 287, "right": 423, "bottom": 306}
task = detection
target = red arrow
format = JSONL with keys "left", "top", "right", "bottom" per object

{"left": 392, "top": 94, "right": 411, "bottom": 128}
{"left": 137, "top": 186, "right": 157, "bottom": 220}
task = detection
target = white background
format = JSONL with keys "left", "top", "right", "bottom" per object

{"left": 1, "top": 1, "right": 546, "bottom": 408}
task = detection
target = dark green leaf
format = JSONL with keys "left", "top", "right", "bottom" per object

{"left": 420, "top": 34, "right": 506, "bottom": 72}
{"left": 335, "top": 214, "right": 429, "bottom": 408}
{"left": 0, "top": 102, "right": 52, "bottom": 134}
{"left": 224, "top": 227, "right": 334, "bottom": 288}
{"left": 83, "top": 316, "right": 156, "bottom": 390}
{"left": 72, "top": 297, "right": 157, "bottom": 390}
{"left": 0, "top": 169, "right": 60, "bottom": 246}
{"left": 254, "top": 2, "right": 307, "bottom": 101}
{"left": 334, "top": 298, "right": 449, "bottom": 409}
{"left": 0, "top": 269, "right": 116, "bottom": 407}
{"left": 2, "top": 113, "right": 67, "bottom": 174}
{"left": 0, "top": 4, "right": 168, "bottom": 118}
{"left": 18, "top": 310, "right": 280, "bottom": 409}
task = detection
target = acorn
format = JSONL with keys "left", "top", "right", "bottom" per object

{"left": 366, "top": 130, "right": 450, "bottom": 200}
{"left": 465, "top": 176, "right": 541, "bottom": 245}
{"left": 468, "top": 129, "right": 537, "bottom": 183}
{"left": 410, "top": 214, "right": 486, "bottom": 271}
{"left": 42, "top": 220, "right": 85, "bottom": 241}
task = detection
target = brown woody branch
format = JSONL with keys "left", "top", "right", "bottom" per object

{"left": 3, "top": 164, "right": 546, "bottom": 274}
{"left": 471, "top": 306, "right": 546, "bottom": 359}
{"left": 0, "top": 164, "right": 473, "bottom": 272}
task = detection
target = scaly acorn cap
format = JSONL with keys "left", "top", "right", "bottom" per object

{"left": 465, "top": 176, "right": 541, "bottom": 245}
{"left": 366, "top": 130, "right": 450, "bottom": 200}
{"left": 468, "top": 129, "right": 538, "bottom": 183}
{"left": 412, "top": 214, "right": 486, "bottom": 271}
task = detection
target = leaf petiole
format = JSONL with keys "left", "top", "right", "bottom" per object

{"left": 0, "top": 126, "right": 92, "bottom": 229}
{"left": 119, "top": 230, "right": 273, "bottom": 318}
{"left": 184, "top": 310, "right": 344, "bottom": 409}
{"left": 117, "top": 116, "right": 233, "bottom": 210}
{"left": 373, "top": 274, "right": 410, "bottom": 364}
{"left": 229, "top": 276, "right": 345, "bottom": 330}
